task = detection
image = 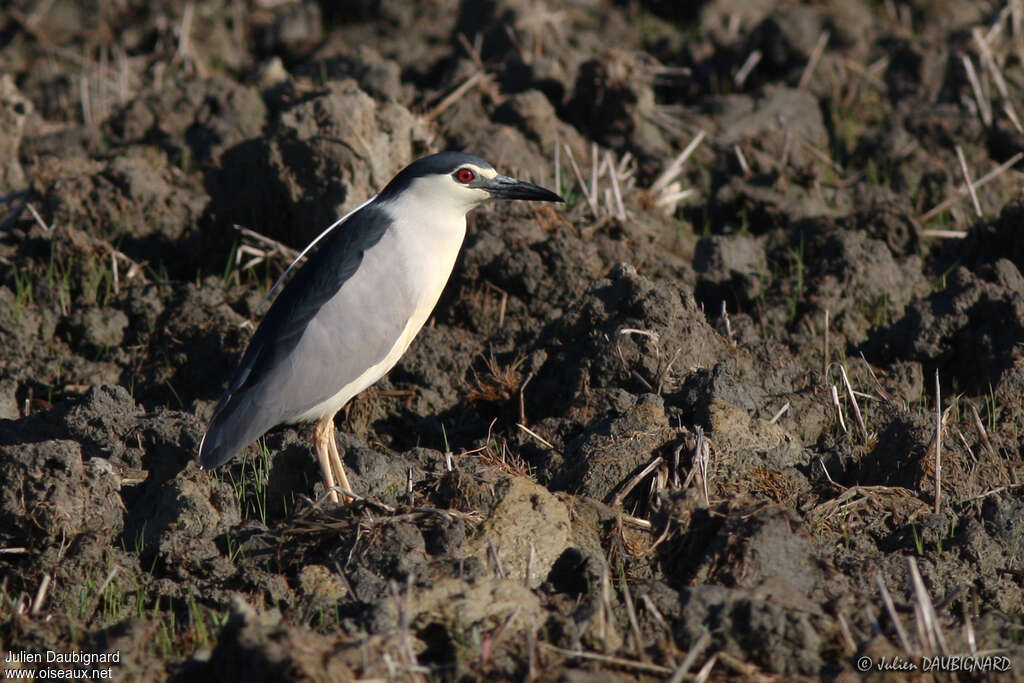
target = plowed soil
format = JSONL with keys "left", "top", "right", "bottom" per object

{"left": 1, "top": 1, "right": 1023, "bottom": 681}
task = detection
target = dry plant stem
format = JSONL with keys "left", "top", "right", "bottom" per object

{"left": 605, "top": 150, "right": 626, "bottom": 220}
{"left": 857, "top": 352, "right": 895, "bottom": 405}
{"left": 611, "top": 456, "right": 664, "bottom": 507}
{"left": 734, "top": 144, "right": 750, "bottom": 174}
{"left": 734, "top": 50, "right": 761, "bottom": 86}
{"left": 694, "top": 654, "right": 718, "bottom": 683}
{"left": 841, "top": 55, "right": 888, "bottom": 108}
{"left": 553, "top": 131, "right": 561, "bottom": 195}
{"left": 962, "top": 55, "right": 992, "bottom": 125}
{"left": 934, "top": 370, "right": 942, "bottom": 514}
{"left": 598, "top": 560, "right": 615, "bottom": 644}
{"left": 968, "top": 402, "right": 997, "bottom": 457}
{"left": 918, "top": 151, "right": 1022, "bottom": 223}
{"left": 799, "top": 138, "right": 844, "bottom": 173}
{"left": 907, "top": 556, "right": 949, "bottom": 655}
{"left": 172, "top": 3, "right": 205, "bottom": 77}
{"left": 798, "top": 30, "right": 830, "bottom": 89}
{"left": 650, "top": 130, "right": 706, "bottom": 194}
{"left": 839, "top": 365, "right": 869, "bottom": 444}
{"left": 817, "top": 457, "right": 841, "bottom": 488}
{"left": 31, "top": 573, "right": 51, "bottom": 615}
{"left": 518, "top": 370, "right": 534, "bottom": 425}
{"left": 621, "top": 513, "right": 652, "bottom": 531}
{"left": 1012, "top": 0, "right": 1024, "bottom": 63}
{"left": 672, "top": 631, "right": 712, "bottom": 682}
{"left": 670, "top": 442, "right": 683, "bottom": 488}
{"left": 837, "top": 612, "right": 858, "bottom": 654}
{"left": 647, "top": 467, "right": 666, "bottom": 509}
{"left": 714, "top": 651, "right": 764, "bottom": 679}
{"left": 517, "top": 422, "right": 554, "bottom": 450}
{"left": 616, "top": 328, "right": 660, "bottom": 368}
{"left": 394, "top": 576, "right": 426, "bottom": 675}
{"left": 84, "top": 566, "right": 119, "bottom": 622}
{"left": 618, "top": 573, "right": 643, "bottom": 658}
{"left": 921, "top": 229, "right": 968, "bottom": 238}
{"left": 656, "top": 347, "right": 682, "bottom": 395}
{"left": 964, "top": 597, "right": 978, "bottom": 656}
{"left": 458, "top": 32, "right": 485, "bottom": 68}
{"left": 234, "top": 224, "right": 300, "bottom": 261}
{"left": 719, "top": 301, "right": 732, "bottom": 339}
{"left": 563, "top": 143, "right": 596, "bottom": 215}
{"left": 235, "top": 245, "right": 272, "bottom": 271}
{"left": 779, "top": 126, "right": 793, "bottom": 170}
{"left": 1002, "top": 100, "right": 1024, "bottom": 134}
{"left": 963, "top": 483, "right": 1024, "bottom": 502}
{"left": 875, "top": 572, "right": 914, "bottom": 653}
{"left": 956, "top": 428, "right": 975, "bottom": 464}
{"left": 26, "top": 202, "right": 52, "bottom": 233}
{"left": 424, "top": 70, "right": 485, "bottom": 121}
{"left": 809, "top": 485, "right": 922, "bottom": 521}
{"left": 526, "top": 630, "right": 537, "bottom": 682}
{"left": 488, "top": 541, "right": 507, "bottom": 580}
{"left": 829, "top": 385, "right": 848, "bottom": 434}
{"left": 524, "top": 543, "right": 534, "bottom": 588}
{"left": 639, "top": 595, "right": 668, "bottom": 632}
{"left": 696, "top": 427, "right": 710, "bottom": 505}
{"left": 484, "top": 606, "right": 522, "bottom": 665}
{"left": 536, "top": 643, "right": 673, "bottom": 675}
{"left": 823, "top": 309, "right": 830, "bottom": 379}
{"left": 769, "top": 402, "right": 790, "bottom": 424}
{"left": 616, "top": 151, "right": 635, "bottom": 181}
{"left": 972, "top": 25, "right": 1023, "bottom": 133}
{"left": 955, "top": 145, "right": 982, "bottom": 217}
{"left": 655, "top": 187, "right": 696, "bottom": 209}
{"left": 110, "top": 251, "right": 119, "bottom": 294}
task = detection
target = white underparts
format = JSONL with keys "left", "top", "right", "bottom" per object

{"left": 290, "top": 190, "right": 472, "bottom": 424}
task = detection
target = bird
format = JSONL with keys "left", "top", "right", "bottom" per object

{"left": 199, "top": 152, "right": 563, "bottom": 503}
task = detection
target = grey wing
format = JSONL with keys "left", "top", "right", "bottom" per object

{"left": 254, "top": 247, "right": 417, "bottom": 422}
{"left": 199, "top": 210, "right": 415, "bottom": 469}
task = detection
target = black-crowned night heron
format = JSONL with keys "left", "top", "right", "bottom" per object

{"left": 199, "top": 152, "right": 563, "bottom": 503}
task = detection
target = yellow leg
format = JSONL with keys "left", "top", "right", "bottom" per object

{"left": 314, "top": 415, "right": 339, "bottom": 504}
{"left": 326, "top": 426, "right": 354, "bottom": 504}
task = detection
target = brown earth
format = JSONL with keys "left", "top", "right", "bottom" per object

{"left": 1, "top": 1, "right": 1024, "bottom": 681}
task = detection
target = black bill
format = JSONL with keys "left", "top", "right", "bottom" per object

{"left": 482, "top": 175, "right": 564, "bottom": 202}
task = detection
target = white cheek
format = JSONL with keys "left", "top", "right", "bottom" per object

{"left": 455, "top": 185, "right": 487, "bottom": 206}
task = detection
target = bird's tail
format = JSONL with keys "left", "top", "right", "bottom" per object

{"left": 198, "top": 391, "right": 271, "bottom": 469}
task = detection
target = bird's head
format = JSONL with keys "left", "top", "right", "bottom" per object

{"left": 377, "top": 152, "right": 563, "bottom": 213}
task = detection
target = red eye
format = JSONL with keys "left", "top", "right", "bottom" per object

{"left": 455, "top": 168, "right": 475, "bottom": 183}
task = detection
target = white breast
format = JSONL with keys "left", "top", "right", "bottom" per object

{"left": 289, "top": 195, "right": 468, "bottom": 423}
